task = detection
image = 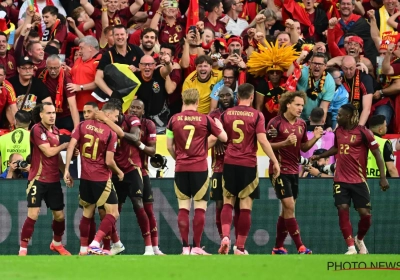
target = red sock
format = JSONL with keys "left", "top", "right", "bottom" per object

{"left": 236, "top": 209, "right": 251, "bottom": 251}
{"left": 94, "top": 214, "right": 115, "bottom": 244}
{"left": 52, "top": 220, "right": 65, "bottom": 242}
{"left": 88, "top": 217, "right": 96, "bottom": 244}
{"left": 134, "top": 207, "right": 152, "bottom": 246}
{"left": 79, "top": 216, "right": 91, "bottom": 246}
{"left": 338, "top": 209, "right": 354, "bottom": 247}
{"left": 233, "top": 205, "right": 240, "bottom": 240}
{"left": 193, "top": 209, "right": 206, "bottom": 248}
{"left": 177, "top": 209, "right": 190, "bottom": 247}
{"left": 221, "top": 204, "right": 233, "bottom": 238}
{"left": 144, "top": 203, "right": 158, "bottom": 246}
{"left": 275, "top": 216, "right": 288, "bottom": 248}
{"left": 20, "top": 217, "right": 36, "bottom": 248}
{"left": 215, "top": 206, "right": 223, "bottom": 239}
{"left": 357, "top": 214, "right": 371, "bottom": 240}
{"left": 111, "top": 224, "right": 120, "bottom": 243}
{"left": 284, "top": 218, "right": 303, "bottom": 250}
{"left": 103, "top": 236, "right": 111, "bottom": 250}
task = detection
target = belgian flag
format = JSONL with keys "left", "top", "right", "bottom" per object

{"left": 92, "top": 63, "right": 141, "bottom": 113}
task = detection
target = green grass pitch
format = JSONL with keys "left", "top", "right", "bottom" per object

{"left": 1, "top": 255, "right": 399, "bottom": 280}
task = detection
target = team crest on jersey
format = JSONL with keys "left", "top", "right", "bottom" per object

{"left": 298, "top": 126, "right": 303, "bottom": 134}
{"left": 41, "top": 133, "right": 47, "bottom": 141}
{"left": 8, "top": 61, "right": 14, "bottom": 70}
{"left": 350, "top": 135, "right": 356, "bottom": 143}
{"left": 175, "top": 25, "right": 182, "bottom": 33}
{"left": 352, "top": 101, "right": 360, "bottom": 110}
{"left": 210, "top": 84, "right": 215, "bottom": 91}
{"left": 153, "top": 81, "right": 160, "bottom": 93}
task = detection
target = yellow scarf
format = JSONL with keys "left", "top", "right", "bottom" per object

{"left": 379, "top": 6, "right": 395, "bottom": 37}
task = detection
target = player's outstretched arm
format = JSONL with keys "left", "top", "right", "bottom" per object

{"left": 39, "top": 142, "right": 69, "bottom": 158}
{"left": 166, "top": 130, "right": 176, "bottom": 160}
{"left": 95, "top": 111, "right": 125, "bottom": 138}
{"left": 257, "top": 133, "right": 280, "bottom": 178}
{"left": 124, "top": 126, "right": 141, "bottom": 144}
{"left": 371, "top": 148, "right": 390, "bottom": 191}
{"left": 208, "top": 135, "right": 218, "bottom": 148}
{"left": 310, "top": 146, "right": 338, "bottom": 162}
{"left": 301, "top": 126, "right": 324, "bottom": 152}
{"left": 64, "top": 138, "right": 77, "bottom": 187}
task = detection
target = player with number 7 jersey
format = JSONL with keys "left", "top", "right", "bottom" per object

{"left": 167, "top": 89, "right": 228, "bottom": 255}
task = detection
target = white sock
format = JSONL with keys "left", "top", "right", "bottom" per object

{"left": 19, "top": 247, "right": 27, "bottom": 251}
{"left": 348, "top": 245, "right": 356, "bottom": 250}
{"left": 90, "top": 240, "right": 100, "bottom": 248}
{"left": 152, "top": 246, "right": 159, "bottom": 251}
{"left": 52, "top": 240, "right": 61, "bottom": 246}
{"left": 145, "top": 245, "right": 153, "bottom": 252}
{"left": 80, "top": 246, "right": 88, "bottom": 253}
{"left": 233, "top": 245, "right": 237, "bottom": 251}
{"left": 114, "top": 241, "right": 123, "bottom": 247}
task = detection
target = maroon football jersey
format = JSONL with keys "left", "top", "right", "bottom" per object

{"left": 158, "top": 16, "right": 186, "bottom": 56}
{"left": 91, "top": 7, "right": 132, "bottom": 40}
{"left": 71, "top": 120, "right": 118, "bottom": 181}
{"left": 139, "top": 118, "right": 157, "bottom": 176}
{"left": 221, "top": 105, "right": 266, "bottom": 167}
{"left": 114, "top": 115, "right": 142, "bottom": 173}
{"left": 28, "top": 123, "right": 61, "bottom": 183}
{"left": 334, "top": 125, "right": 379, "bottom": 184}
{"left": 209, "top": 108, "right": 226, "bottom": 173}
{"left": 267, "top": 115, "right": 308, "bottom": 174}
{"left": 167, "top": 110, "right": 222, "bottom": 172}
{"left": 203, "top": 18, "right": 227, "bottom": 38}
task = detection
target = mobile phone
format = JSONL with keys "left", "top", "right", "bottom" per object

{"left": 189, "top": 25, "right": 197, "bottom": 33}
{"left": 233, "top": 49, "right": 240, "bottom": 55}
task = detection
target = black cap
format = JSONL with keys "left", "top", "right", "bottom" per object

{"left": 18, "top": 56, "right": 34, "bottom": 67}
{"left": 313, "top": 148, "right": 328, "bottom": 156}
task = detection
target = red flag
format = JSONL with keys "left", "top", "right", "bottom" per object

{"left": 239, "top": 1, "right": 259, "bottom": 22}
{"left": 282, "top": 0, "right": 315, "bottom": 36}
{"left": 186, "top": 0, "right": 199, "bottom": 33}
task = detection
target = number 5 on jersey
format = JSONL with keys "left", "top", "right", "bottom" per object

{"left": 233, "top": 120, "right": 244, "bottom": 144}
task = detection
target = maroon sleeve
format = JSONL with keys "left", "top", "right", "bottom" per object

{"left": 90, "top": 8, "right": 102, "bottom": 20}
{"left": 255, "top": 112, "right": 266, "bottom": 134}
{"left": 169, "top": 68, "right": 182, "bottom": 84}
{"left": 301, "top": 122, "right": 308, "bottom": 143}
{"left": 334, "top": 129, "right": 338, "bottom": 148}
{"left": 207, "top": 115, "right": 222, "bottom": 137}
{"left": 146, "top": 120, "right": 157, "bottom": 142}
{"left": 391, "top": 63, "right": 400, "bottom": 75}
{"left": 32, "top": 126, "right": 50, "bottom": 146}
{"left": 107, "top": 131, "right": 118, "bottom": 153}
{"left": 64, "top": 75, "right": 75, "bottom": 98}
{"left": 121, "top": 6, "right": 134, "bottom": 18}
{"left": 54, "top": 24, "right": 67, "bottom": 43}
{"left": 128, "top": 116, "right": 141, "bottom": 128}
{"left": 71, "top": 125, "right": 81, "bottom": 141}
{"left": 363, "top": 127, "right": 379, "bottom": 150}
{"left": 148, "top": 0, "right": 161, "bottom": 19}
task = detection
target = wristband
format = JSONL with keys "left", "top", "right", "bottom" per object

{"left": 139, "top": 143, "right": 146, "bottom": 150}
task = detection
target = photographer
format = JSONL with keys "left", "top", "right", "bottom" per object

{"left": 0, "top": 153, "right": 29, "bottom": 179}
{"left": 301, "top": 149, "right": 334, "bottom": 178}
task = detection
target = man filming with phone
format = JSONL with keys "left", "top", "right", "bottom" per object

{"left": 221, "top": 36, "right": 247, "bottom": 69}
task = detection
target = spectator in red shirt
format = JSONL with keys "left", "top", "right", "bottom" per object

{"left": 41, "top": 6, "right": 68, "bottom": 46}
{"left": 0, "top": 65, "right": 18, "bottom": 128}
{"left": 203, "top": 0, "right": 227, "bottom": 38}
{"left": 27, "top": 41, "right": 47, "bottom": 71}
{"left": 0, "top": 32, "right": 17, "bottom": 79}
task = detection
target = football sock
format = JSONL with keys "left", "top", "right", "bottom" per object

{"left": 20, "top": 217, "right": 36, "bottom": 248}
{"left": 144, "top": 203, "right": 159, "bottom": 246}
{"left": 284, "top": 218, "right": 304, "bottom": 250}
{"left": 236, "top": 209, "right": 251, "bottom": 251}
{"left": 52, "top": 219, "right": 65, "bottom": 243}
{"left": 134, "top": 207, "right": 152, "bottom": 246}
{"left": 111, "top": 223, "right": 120, "bottom": 243}
{"left": 88, "top": 217, "right": 96, "bottom": 244}
{"left": 338, "top": 209, "right": 354, "bottom": 247}
{"left": 193, "top": 208, "right": 206, "bottom": 248}
{"left": 357, "top": 214, "right": 372, "bottom": 240}
{"left": 215, "top": 206, "right": 223, "bottom": 239}
{"left": 233, "top": 204, "right": 240, "bottom": 240}
{"left": 221, "top": 204, "right": 234, "bottom": 238}
{"left": 177, "top": 209, "right": 190, "bottom": 247}
{"left": 102, "top": 236, "right": 111, "bottom": 250}
{"left": 79, "top": 216, "right": 91, "bottom": 246}
{"left": 92, "top": 214, "right": 115, "bottom": 245}
{"left": 275, "top": 216, "right": 288, "bottom": 248}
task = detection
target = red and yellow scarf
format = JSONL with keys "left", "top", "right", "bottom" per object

{"left": 40, "top": 67, "right": 65, "bottom": 113}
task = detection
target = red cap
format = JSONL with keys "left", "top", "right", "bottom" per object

{"left": 227, "top": 37, "right": 243, "bottom": 47}
{"left": 348, "top": 36, "right": 364, "bottom": 49}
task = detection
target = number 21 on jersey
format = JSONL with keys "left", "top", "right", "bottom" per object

{"left": 82, "top": 134, "right": 99, "bottom": 160}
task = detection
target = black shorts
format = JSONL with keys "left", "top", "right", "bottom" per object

{"left": 210, "top": 172, "right": 223, "bottom": 201}
{"left": 271, "top": 174, "right": 299, "bottom": 200}
{"left": 174, "top": 171, "right": 210, "bottom": 201}
{"left": 78, "top": 194, "right": 105, "bottom": 210}
{"left": 142, "top": 175, "right": 154, "bottom": 203}
{"left": 112, "top": 169, "right": 144, "bottom": 203}
{"left": 26, "top": 180, "right": 64, "bottom": 211}
{"left": 333, "top": 182, "right": 371, "bottom": 209}
{"left": 79, "top": 179, "right": 118, "bottom": 207}
{"left": 222, "top": 164, "right": 259, "bottom": 199}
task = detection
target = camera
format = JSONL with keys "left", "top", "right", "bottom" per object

{"left": 299, "top": 156, "right": 310, "bottom": 165}
{"left": 15, "top": 160, "right": 29, "bottom": 169}
{"left": 150, "top": 154, "right": 168, "bottom": 178}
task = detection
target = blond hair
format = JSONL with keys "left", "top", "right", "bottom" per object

{"left": 182, "top": 89, "right": 199, "bottom": 105}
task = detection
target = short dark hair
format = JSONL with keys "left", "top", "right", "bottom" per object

{"left": 42, "top": 6, "right": 59, "bottom": 16}
{"left": 26, "top": 41, "right": 41, "bottom": 52}
{"left": 84, "top": 102, "right": 99, "bottom": 109}
{"left": 15, "top": 110, "right": 32, "bottom": 124}
{"left": 48, "top": 40, "right": 61, "bottom": 49}
{"left": 237, "top": 83, "right": 254, "bottom": 99}
{"left": 195, "top": 55, "right": 213, "bottom": 66}
{"left": 104, "top": 26, "right": 113, "bottom": 36}
{"left": 0, "top": 31, "right": 7, "bottom": 38}
{"left": 368, "top": 115, "right": 386, "bottom": 128}
{"left": 223, "top": 64, "right": 239, "bottom": 79}
{"left": 102, "top": 99, "right": 121, "bottom": 113}
{"left": 205, "top": 0, "right": 222, "bottom": 12}
{"left": 309, "top": 107, "right": 324, "bottom": 123}
{"left": 28, "top": 30, "right": 40, "bottom": 39}
{"left": 311, "top": 52, "right": 328, "bottom": 64}
{"left": 0, "top": 64, "right": 5, "bottom": 73}
{"left": 113, "top": 24, "right": 127, "bottom": 33}
{"left": 326, "top": 67, "right": 340, "bottom": 75}
{"left": 141, "top": 28, "right": 159, "bottom": 39}
{"left": 160, "top": 43, "right": 176, "bottom": 57}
